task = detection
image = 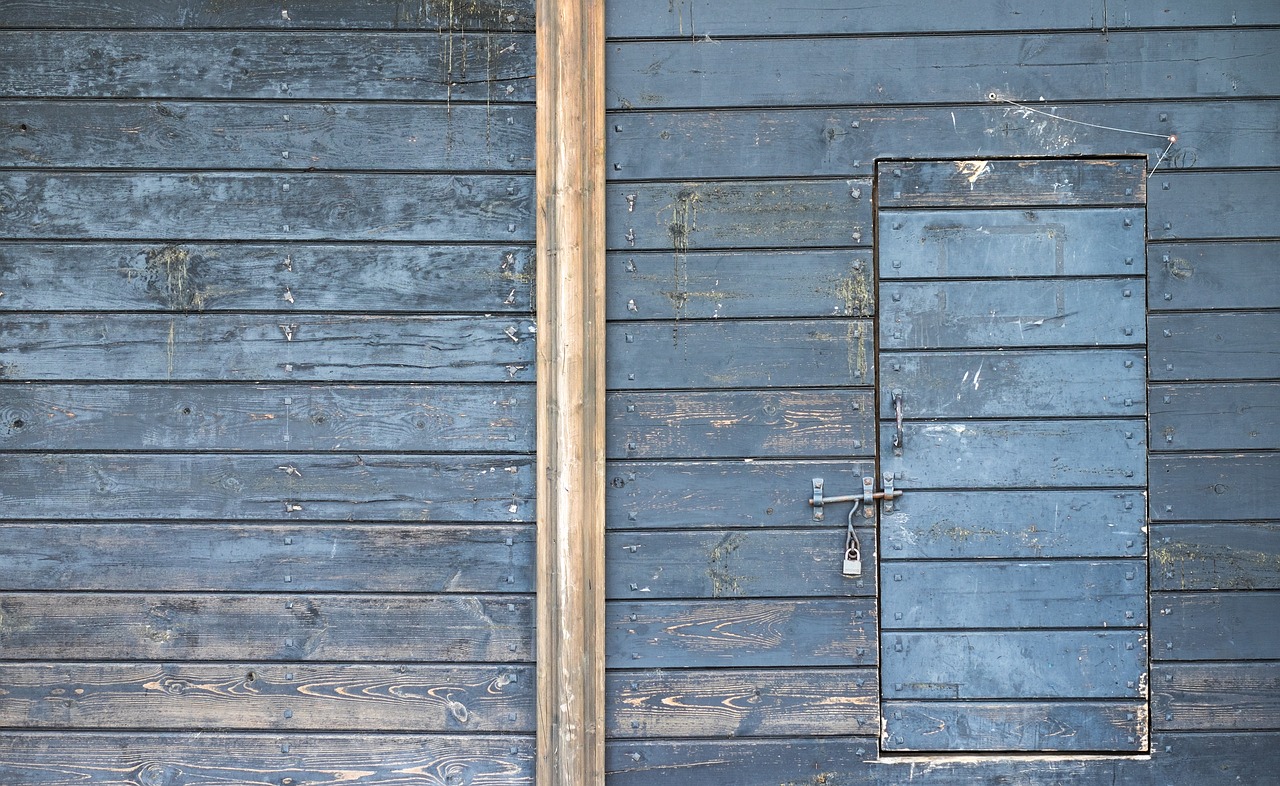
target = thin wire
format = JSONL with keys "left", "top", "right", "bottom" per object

{"left": 996, "top": 96, "right": 1179, "bottom": 178}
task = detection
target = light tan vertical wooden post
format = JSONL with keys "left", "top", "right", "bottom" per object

{"left": 535, "top": 0, "right": 605, "bottom": 783}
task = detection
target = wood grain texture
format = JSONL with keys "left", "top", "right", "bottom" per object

{"left": 608, "top": 320, "right": 873, "bottom": 389}
{"left": 0, "top": 172, "right": 533, "bottom": 241}
{"left": 0, "top": 733, "right": 535, "bottom": 786}
{"left": 0, "top": 314, "right": 535, "bottom": 382}
{"left": 0, "top": 593, "right": 534, "bottom": 662}
{"left": 606, "top": 179, "right": 871, "bottom": 251}
{"left": 607, "top": 599, "right": 876, "bottom": 668}
{"left": 0, "top": 242, "right": 535, "bottom": 313}
{"left": 1153, "top": 661, "right": 1280, "bottom": 731}
{"left": 1150, "top": 453, "right": 1279, "bottom": 522}
{"left": 606, "top": 101, "right": 1270, "bottom": 179}
{"left": 606, "top": 250, "right": 873, "bottom": 320}
{"left": 878, "top": 207, "right": 1145, "bottom": 279}
{"left": 608, "top": 30, "right": 1280, "bottom": 109}
{"left": 608, "top": 668, "right": 877, "bottom": 738}
{"left": 1149, "top": 312, "right": 1280, "bottom": 382}
{"left": 882, "top": 490, "right": 1146, "bottom": 560}
{"left": 880, "top": 560, "right": 1148, "bottom": 630}
{"left": 881, "top": 630, "right": 1148, "bottom": 700}
{"left": 605, "top": 460, "right": 873, "bottom": 530}
{"left": 0, "top": 31, "right": 535, "bottom": 101}
{"left": 0, "top": 662, "right": 535, "bottom": 731}
{"left": 0, "top": 383, "right": 533, "bottom": 451}
{"left": 885, "top": 419, "right": 1147, "bottom": 489}
{"left": 880, "top": 350, "right": 1147, "bottom": 419}
{"left": 605, "top": 528, "right": 874, "bottom": 599}
{"left": 607, "top": 390, "right": 873, "bottom": 460}
{"left": 605, "top": 733, "right": 1280, "bottom": 785}
{"left": 0, "top": 101, "right": 533, "bottom": 171}
{"left": 1153, "top": 591, "right": 1280, "bottom": 661}
{"left": 0, "top": 453, "right": 533, "bottom": 522}
{"left": 880, "top": 159, "right": 1146, "bottom": 208}
{"left": 0, "top": 0, "right": 537, "bottom": 29}
{"left": 882, "top": 700, "right": 1147, "bottom": 752}
{"left": 1150, "top": 383, "right": 1280, "bottom": 452}
{"left": 1152, "top": 523, "right": 1280, "bottom": 591}
{"left": 1148, "top": 242, "right": 1280, "bottom": 311}
{"left": 1151, "top": 170, "right": 1280, "bottom": 241}
{"left": 0, "top": 523, "right": 534, "bottom": 592}
{"left": 880, "top": 279, "right": 1146, "bottom": 349}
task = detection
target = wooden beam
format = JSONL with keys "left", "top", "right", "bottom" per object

{"left": 535, "top": 0, "right": 606, "bottom": 784}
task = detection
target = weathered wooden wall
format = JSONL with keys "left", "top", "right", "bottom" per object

{"left": 603, "top": 0, "right": 1280, "bottom": 782}
{"left": 0, "top": 2, "right": 538, "bottom": 782}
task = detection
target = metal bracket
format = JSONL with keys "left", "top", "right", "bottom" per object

{"left": 811, "top": 478, "right": 825, "bottom": 521}
{"left": 810, "top": 476, "right": 904, "bottom": 521}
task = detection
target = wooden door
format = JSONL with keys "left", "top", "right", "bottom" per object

{"left": 876, "top": 159, "right": 1150, "bottom": 753}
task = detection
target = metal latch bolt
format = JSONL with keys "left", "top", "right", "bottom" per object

{"left": 809, "top": 475, "right": 904, "bottom": 578}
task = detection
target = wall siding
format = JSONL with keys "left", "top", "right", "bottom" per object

{"left": 604, "top": 0, "right": 1278, "bottom": 782}
{"left": 0, "top": 3, "right": 535, "bottom": 783}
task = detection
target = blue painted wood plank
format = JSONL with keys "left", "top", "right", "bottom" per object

{"left": 606, "top": 528, "right": 875, "bottom": 599}
{"left": 1150, "top": 312, "right": 1280, "bottom": 382}
{"left": 1153, "top": 592, "right": 1280, "bottom": 661}
{"left": 883, "top": 419, "right": 1148, "bottom": 489}
{"left": 1150, "top": 453, "right": 1280, "bottom": 522}
{"left": 607, "top": 599, "right": 875, "bottom": 668}
{"left": 608, "top": 320, "right": 873, "bottom": 389}
{"left": 1152, "top": 661, "right": 1280, "bottom": 731}
{"left": 881, "top": 630, "right": 1148, "bottom": 699}
{"left": 1150, "top": 171, "right": 1280, "bottom": 241}
{"left": 878, "top": 208, "right": 1145, "bottom": 279}
{"left": 606, "top": 460, "right": 873, "bottom": 530}
{"left": 880, "top": 279, "right": 1145, "bottom": 349}
{"left": 881, "top": 350, "right": 1146, "bottom": 419}
{"left": 1150, "top": 383, "right": 1280, "bottom": 452}
{"left": 1148, "top": 242, "right": 1280, "bottom": 311}
{"left": 882, "top": 700, "right": 1147, "bottom": 752}
{"left": 882, "top": 490, "right": 1145, "bottom": 560}
{"left": 879, "top": 159, "right": 1146, "bottom": 208}
{"left": 880, "top": 560, "right": 1147, "bottom": 630}
{"left": 1152, "top": 523, "right": 1280, "bottom": 592}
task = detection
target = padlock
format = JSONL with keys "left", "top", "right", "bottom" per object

{"left": 843, "top": 546, "right": 862, "bottom": 577}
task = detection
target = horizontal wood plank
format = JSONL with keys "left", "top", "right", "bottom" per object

{"left": 1150, "top": 312, "right": 1280, "bottom": 382}
{"left": 0, "top": 172, "right": 534, "bottom": 241}
{"left": 606, "top": 250, "right": 873, "bottom": 320}
{"left": 0, "top": 453, "right": 533, "bottom": 522}
{"left": 881, "top": 630, "right": 1148, "bottom": 699}
{"left": 0, "top": 32, "right": 535, "bottom": 101}
{"left": 881, "top": 279, "right": 1146, "bottom": 349}
{"left": 0, "top": 593, "right": 533, "bottom": 661}
{"left": 881, "top": 350, "right": 1147, "bottom": 419}
{"left": 0, "top": 314, "right": 535, "bottom": 382}
{"left": 608, "top": 667, "right": 877, "bottom": 738}
{"left": 605, "top": 179, "right": 871, "bottom": 251}
{"left": 1152, "top": 522, "right": 1280, "bottom": 591}
{"left": 608, "top": 320, "right": 873, "bottom": 389}
{"left": 0, "top": 383, "right": 533, "bottom": 451}
{"left": 606, "top": 733, "right": 1280, "bottom": 785}
{"left": 878, "top": 208, "right": 1145, "bottom": 279}
{"left": 882, "top": 489, "right": 1146, "bottom": 560}
{"left": 0, "top": 101, "right": 533, "bottom": 172}
{"left": 1150, "top": 453, "right": 1279, "bottom": 522}
{"left": 605, "top": 528, "right": 874, "bottom": 599}
{"left": 1148, "top": 242, "right": 1280, "bottom": 311}
{"left": 0, "top": 0, "right": 536, "bottom": 30}
{"left": 885, "top": 419, "right": 1148, "bottom": 489}
{"left": 607, "top": 599, "right": 875, "bottom": 668}
{"left": 0, "top": 662, "right": 534, "bottom": 731}
{"left": 881, "top": 560, "right": 1148, "bottom": 630}
{"left": 882, "top": 700, "right": 1147, "bottom": 752}
{"left": 608, "top": 31, "right": 1280, "bottom": 109}
{"left": 879, "top": 159, "right": 1146, "bottom": 208}
{"left": 1153, "top": 591, "right": 1280, "bottom": 661}
{"left": 606, "top": 101, "right": 1271, "bottom": 179}
{"left": 1153, "top": 661, "right": 1280, "bottom": 731}
{"left": 1150, "top": 170, "right": 1280, "bottom": 241}
{"left": 1150, "top": 383, "right": 1280, "bottom": 451}
{"left": 606, "top": 460, "right": 873, "bottom": 530}
{"left": 607, "top": 390, "right": 873, "bottom": 460}
{"left": 0, "top": 733, "right": 535, "bottom": 785}
{"left": 0, "top": 523, "right": 534, "bottom": 592}
{"left": 0, "top": 243, "right": 534, "bottom": 313}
